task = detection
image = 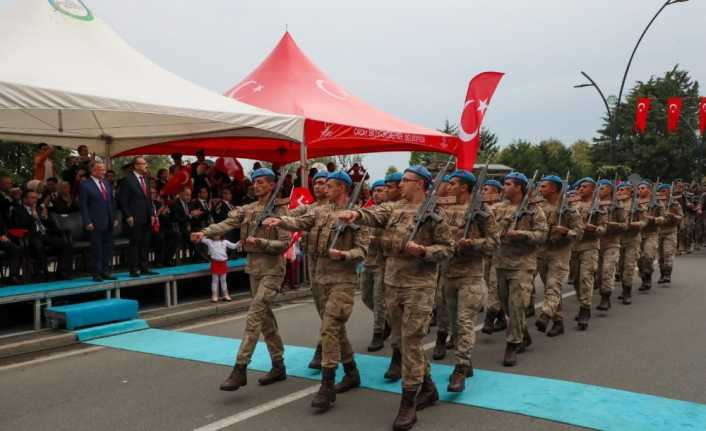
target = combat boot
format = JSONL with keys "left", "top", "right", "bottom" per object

{"left": 384, "top": 348, "right": 402, "bottom": 381}
{"left": 481, "top": 309, "right": 496, "bottom": 334}
{"left": 220, "top": 363, "right": 247, "bottom": 391}
{"left": 367, "top": 332, "right": 384, "bottom": 352}
{"left": 596, "top": 292, "right": 611, "bottom": 311}
{"left": 431, "top": 331, "right": 448, "bottom": 360}
{"left": 257, "top": 359, "right": 287, "bottom": 385}
{"left": 494, "top": 312, "right": 507, "bottom": 332}
{"left": 446, "top": 334, "right": 456, "bottom": 350}
{"left": 311, "top": 366, "right": 336, "bottom": 410}
{"left": 393, "top": 387, "right": 419, "bottom": 431}
{"left": 415, "top": 374, "right": 438, "bottom": 410}
{"left": 308, "top": 342, "right": 322, "bottom": 370}
{"left": 503, "top": 342, "right": 520, "bottom": 367}
{"left": 535, "top": 313, "right": 550, "bottom": 333}
{"left": 447, "top": 364, "right": 471, "bottom": 393}
{"left": 621, "top": 285, "right": 632, "bottom": 305}
{"left": 576, "top": 306, "right": 591, "bottom": 331}
{"left": 546, "top": 319, "right": 564, "bottom": 337}
{"left": 517, "top": 327, "right": 532, "bottom": 353}
{"left": 638, "top": 275, "right": 652, "bottom": 291}
{"left": 658, "top": 268, "right": 671, "bottom": 285}
{"left": 334, "top": 361, "right": 360, "bottom": 393}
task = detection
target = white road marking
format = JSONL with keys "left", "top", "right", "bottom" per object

{"left": 192, "top": 385, "right": 320, "bottom": 431}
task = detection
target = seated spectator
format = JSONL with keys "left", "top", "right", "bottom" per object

{"left": 51, "top": 181, "right": 79, "bottom": 214}
{"left": 0, "top": 175, "right": 14, "bottom": 220}
{"left": 212, "top": 188, "right": 239, "bottom": 243}
{"left": 33, "top": 143, "right": 54, "bottom": 182}
{"left": 43, "top": 177, "right": 59, "bottom": 201}
{"left": 10, "top": 190, "right": 72, "bottom": 280}
{"left": 0, "top": 210, "right": 22, "bottom": 285}
{"left": 9, "top": 188, "right": 21, "bottom": 207}
{"left": 189, "top": 186, "right": 212, "bottom": 232}
{"left": 25, "top": 179, "right": 42, "bottom": 193}
{"left": 170, "top": 188, "right": 197, "bottom": 261}
{"left": 151, "top": 188, "right": 178, "bottom": 267}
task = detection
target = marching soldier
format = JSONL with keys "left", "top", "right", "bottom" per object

{"left": 481, "top": 179, "right": 507, "bottom": 334}
{"left": 360, "top": 179, "right": 388, "bottom": 351}
{"left": 596, "top": 179, "right": 627, "bottom": 312}
{"left": 444, "top": 170, "right": 498, "bottom": 391}
{"left": 431, "top": 174, "right": 454, "bottom": 360}
{"left": 657, "top": 184, "right": 683, "bottom": 284}
{"left": 536, "top": 175, "right": 583, "bottom": 337}
{"left": 191, "top": 168, "right": 290, "bottom": 393}
{"left": 494, "top": 172, "right": 548, "bottom": 367}
{"left": 570, "top": 178, "right": 606, "bottom": 330}
{"left": 337, "top": 165, "right": 453, "bottom": 431}
{"left": 617, "top": 182, "right": 646, "bottom": 304}
{"left": 264, "top": 171, "right": 370, "bottom": 412}
{"left": 637, "top": 181, "right": 663, "bottom": 291}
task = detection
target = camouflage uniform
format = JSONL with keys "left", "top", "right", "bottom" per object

{"left": 678, "top": 194, "right": 696, "bottom": 253}
{"left": 493, "top": 199, "right": 548, "bottom": 345}
{"left": 355, "top": 200, "right": 453, "bottom": 389}
{"left": 201, "top": 200, "right": 291, "bottom": 366}
{"left": 619, "top": 198, "right": 646, "bottom": 296}
{"left": 484, "top": 201, "right": 503, "bottom": 316}
{"left": 638, "top": 200, "right": 664, "bottom": 287}
{"left": 598, "top": 202, "right": 627, "bottom": 296}
{"left": 276, "top": 203, "right": 369, "bottom": 369}
{"left": 537, "top": 199, "right": 583, "bottom": 322}
{"left": 658, "top": 198, "right": 683, "bottom": 280}
{"left": 431, "top": 196, "right": 456, "bottom": 358}
{"left": 444, "top": 201, "right": 498, "bottom": 366}
{"left": 360, "top": 225, "right": 386, "bottom": 335}
{"left": 290, "top": 201, "right": 325, "bottom": 316}
{"left": 570, "top": 200, "right": 607, "bottom": 309}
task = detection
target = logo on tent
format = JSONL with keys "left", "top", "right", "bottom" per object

{"left": 48, "top": 0, "right": 94, "bottom": 22}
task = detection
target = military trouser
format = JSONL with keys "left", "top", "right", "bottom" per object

{"left": 496, "top": 269, "right": 534, "bottom": 344}
{"left": 659, "top": 231, "right": 677, "bottom": 272}
{"left": 360, "top": 266, "right": 386, "bottom": 334}
{"left": 537, "top": 253, "right": 569, "bottom": 321}
{"left": 639, "top": 234, "right": 658, "bottom": 278}
{"left": 435, "top": 266, "right": 450, "bottom": 334}
{"left": 678, "top": 217, "right": 694, "bottom": 252}
{"left": 620, "top": 236, "right": 641, "bottom": 286}
{"left": 444, "top": 276, "right": 486, "bottom": 366}
{"left": 571, "top": 248, "right": 599, "bottom": 307}
{"left": 308, "top": 256, "right": 324, "bottom": 318}
{"left": 484, "top": 257, "right": 501, "bottom": 312}
{"left": 320, "top": 282, "right": 356, "bottom": 368}
{"left": 597, "top": 246, "right": 620, "bottom": 294}
{"left": 236, "top": 274, "right": 285, "bottom": 365}
{"left": 385, "top": 284, "right": 434, "bottom": 389}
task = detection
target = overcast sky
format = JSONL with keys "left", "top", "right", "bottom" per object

{"left": 7, "top": 0, "right": 705, "bottom": 179}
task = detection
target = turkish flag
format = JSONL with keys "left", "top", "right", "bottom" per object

{"left": 634, "top": 98, "right": 651, "bottom": 134}
{"left": 699, "top": 97, "right": 706, "bottom": 136}
{"left": 160, "top": 169, "right": 191, "bottom": 196}
{"left": 284, "top": 187, "right": 315, "bottom": 260}
{"left": 456, "top": 72, "right": 505, "bottom": 170}
{"left": 215, "top": 157, "right": 245, "bottom": 181}
{"left": 667, "top": 97, "right": 683, "bottom": 134}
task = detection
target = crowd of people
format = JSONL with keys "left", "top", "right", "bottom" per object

{"left": 190, "top": 163, "right": 706, "bottom": 431}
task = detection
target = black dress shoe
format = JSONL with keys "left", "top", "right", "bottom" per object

{"left": 100, "top": 273, "right": 117, "bottom": 280}
{"left": 141, "top": 269, "right": 159, "bottom": 276}
{"left": 92, "top": 275, "right": 103, "bottom": 282}
{"left": 129, "top": 271, "right": 141, "bottom": 277}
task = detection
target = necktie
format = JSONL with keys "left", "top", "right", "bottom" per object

{"left": 99, "top": 181, "right": 108, "bottom": 201}
{"left": 139, "top": 175, "right": 147, "bottom": 196}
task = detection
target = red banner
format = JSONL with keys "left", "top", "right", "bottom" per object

{"left": 667, "top": 97, "right": 682, "bottom": 134}
{"left": 284, "top": 187, "right": 314, "bottom": 260}
{"left": 699, "top": 97, "right": 706, "bottom": 136}
{"left": 634, "top": 98, "right": 651, "bottom": 134}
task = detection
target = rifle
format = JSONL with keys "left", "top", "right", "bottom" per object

{"left": 405, "top": 156, "right": 455, "bottom": 246}
{"left": 609, "top": 176, "right": 621, "bottom": 213}
{"left": 507, "top": 170, "right": 539, "bottom": 233}
{"left": 329, "top": 170, "right": 367, "bottom": 250}
{"left": 649, "top": 178, "right": 661, "bottom": 210}
{"left": 586, "top": 178, "right": 603, "bottom": 225}
{"left": 255, "top": 167, "right": 290, "bottom": 228}
{"left": 556, "top": 171, "right": 571, "bottom": 227}
{"left": 627, "top": 174, "right": 642, "bottom": 224}
{"left": 462, "top": 162, "right": 490, "bottom": 238}
{"left": 666, "top": 181, "right": 675, "bottom": 209}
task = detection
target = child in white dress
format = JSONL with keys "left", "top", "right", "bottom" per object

{"left": 199, "top": 235, "right": 240, "bottom": 302}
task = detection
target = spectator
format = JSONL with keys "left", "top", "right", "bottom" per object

{"left": 169, "top": 153, "right": 185, "bottom": 175}
{"left": 51, "top": 181, "right": 79, "bottom": 214}
{"left": 79, "top": 161, "right": 116, "bottom": 282}
{"left": 77, "top": 145, "right": 94, "bottom": 171}
{"left": 0, "top": 175, "right": 14, "bottom": 220}
{"left": 347, "top": 163, "right": 368, "bottom": 183}
{"left": 193, "top": 162, "right": 210, "bottom": 193}
{"left": 117, "top": 156, "right": 158, "bottom": 277}
{"left": 105, "top": 170, "right": 117, "bottom": 200}
{"left": 282, "top": 173, "right": 293, "bottom": 198}
{"left": 212, "top": 188, "right": 235, "bottom": 224}
{"left": 62, "top": 156, "right": 79, "bottom": 183}
{"left": 25, "top": 179, "right": 42, "bottom": 193}
{"left": 170, "top": 188, "right": 196, "bottom": 262}
{"left": 33, "top": 143, "right": 55, "bottom": 182}
{"left": 10, "top": 189, "right": 72, "bottom": 280}
{"left": 326, "top": 161, "right": 336, "bottom": 173}
{"left": 252, "top": 162, "right": 262, "bottom": 172}
{"left": 156, "top": 168, "right": 169, "bottom": 192}
{"left": 9, "top": 188, "right": 21, "bottom": 207}
{"left": 44, "top": 177, "right": 59, "bottom": 200}
{"left": 308, "top": 168, "right": 317, "bottom": 194}
{"left": 190, "top": 186, "right": 212, "bottom": 232}
{"left": 0, "top": 202, "right": 22, "bottom": 285}
{"left": 151, "top": 188, "right": 178, "bottom": 267}
{"left": 190, "top": 149, "right": 207, "bottom": 178}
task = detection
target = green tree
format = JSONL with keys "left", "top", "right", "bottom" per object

{"left": 385, "top": 165, "right": 398, "bottom": 175}
{"left": 111, "top": 155, "right": 171, "bottom": 178}
{"left": 570, "top": 140, "right": 594, "bottom": 179}
{"left": 477, "top": 128, "right": 499, "bottom": 162}
{"left": 0, "top": 141, "right": 71, "bottom": 184}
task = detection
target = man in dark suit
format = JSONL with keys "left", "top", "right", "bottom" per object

{"left": 117, "top": 156, "right": 158, "bottom": 277}
{"left": 79, "top": 161, "right": 116, "bottom": 282}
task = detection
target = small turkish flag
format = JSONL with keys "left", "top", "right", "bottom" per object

{"left": 284, "top": 187, "right": 314, "bottom": 259}
{"left": 634, "top": 98, "right": 651, "bottom": 134}
{"left": 667, "top": 97, "right": 682, "bottom": 134}
{"left": 699, "top": 97, "right": 706, "bottom": 136}
{"left": 456, "top": 71, "right": 504, "bottom": 170}
{"left": 160, "top": 170, "right": 191, "bottom": 196}
{"left": 215, "top": 157, "right": 245, "bottom": 182}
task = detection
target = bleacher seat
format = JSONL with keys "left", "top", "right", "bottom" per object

{"left": 45, "top": 298, "right": 139, "bottom": 330}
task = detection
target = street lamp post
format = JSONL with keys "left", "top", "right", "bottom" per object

{"left": 575, "top": 0, "right": 690, "bottom": 165}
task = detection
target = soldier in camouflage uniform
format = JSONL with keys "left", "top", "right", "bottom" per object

{"left": 338, "top": 165, "right": 453, "bottom": 431}
{"left": 637, "top": 181, "right": 664, "bottom": 292}
{"left": 494, "top": 172, "right": 548, "bottom": 367}
{"left": 192, "top": 168, "right": 291, "bottom": 393}
{"left": 617, "top": 182, "right": 646, "bottom": 304}
{"left": 536, "top": 175, "right": 583, "bottom": 337}
{"left": 265, "top": 171, "right": 369, "bottom": 411}
{"left": 570, "top": 178, "right": 606, "bottom": 330}
{"left": 444, "top": 170, "right": 498, "bottom": 392}
{"left": 657, "top": 184, "right": 683, "bottom": 284}
{"left": 431, "top": 175, "right": 454, "bottom": 360}
{"left": 481, "top": 179, "right": 507, "bottom": 334}
{"left": 596, "top": 179, "right": 627, "bottom": 312}
{"left": 676, "top": 181, "right": 696, "bottom": 254}
{"left": 360, "top": 179, "right": 388, "bottom": 352}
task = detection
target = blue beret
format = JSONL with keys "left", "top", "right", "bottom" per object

{"left": 617, "top": 181, "right": 632, "bottom": 189}
{"left": 598, "top": 179, "right": 614, "bottom": 188}
{"left": 327, "top": 171, "right": 353, "bottom": 187}
{"left": 577, "top": 177, "right": 596, "bottom": 186}
{"left": 384, "top": 172, "right": 403, "bottom": 183}
{"left": 638, "top": 180, "right": 651, "bottom": 187}
{"left": 484, "top": 179, "right": 503, "bottom": 190}
{"left": 251, "top": 168, "right": 275, "bottom": 181}
{"left": 404, "top": 165, "right": 433, "bottom": 183}
{"left": 504, "top": 172, "right": 528, "bottom": 185}
{"left": 371, "top": 180, "right": 386, "bottom": 190}
{"left": 450, "top": 169, "right": 476, "bottom": 185}
{"left": 442, "top": 175, "right": 451, "bottom": 183}
{"left": 313, "top": 171, "right": 328, "bottom": 181}
{"left": 541, "top": 175, "right": 563, "bottom": 187}
{"left": 657, "top": 183, "right": 671, "bottom": 191}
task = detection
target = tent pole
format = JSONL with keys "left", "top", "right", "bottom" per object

{"left": 103, "top": 135, "right": 113, "bottom": 169}
{"left": 300, "top": 141, "right": 308, "bottom": 187}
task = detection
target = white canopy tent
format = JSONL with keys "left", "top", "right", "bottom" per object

{"left": 0, "top": 0, "right": 305, "bottom": 159}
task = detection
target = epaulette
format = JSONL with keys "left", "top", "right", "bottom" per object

{"left": 437, "top": 196, "right": 457, "bottom": 205}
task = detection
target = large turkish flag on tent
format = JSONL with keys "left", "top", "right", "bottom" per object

{"left": 667, "top": 97, "right": 682, "bottom": 134}
{"left": 634, "top": 98, "right": 651, "bottom": 134}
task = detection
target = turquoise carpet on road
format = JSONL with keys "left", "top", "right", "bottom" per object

{"left": 87, "top": 328, "right": 706, "bottom": 431}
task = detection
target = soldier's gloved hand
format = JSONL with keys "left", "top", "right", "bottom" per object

{"left": 262, "top": 217, "right": 281, "bottom": 228}
{"left": 404, "top": 241, "right": 426, "bottom": 257}
{"left": 328, "top": 249, "right": 345, "bottom": 260}
{"left": 505, "top": 229, "right": 525, "bottom": 242}
{"left": 245, "top": 236, "right": 261, "bottom": 247}
{"left": 552, "top": 226, "right": 569, "bottom": 236}
{"left": 190, "top": 232, "right": 204, "bottom": 243}
{"left": 457, "top": 238, "right": 474, "bottom": 250}
{"left": 585, "top": 223, "right": 597, "bottom": 232}
{"left": 629, "top": 222, "right": 642, "bottom": 230}
{"left": 337, "top": 210, "right": 358, "bottom": 224}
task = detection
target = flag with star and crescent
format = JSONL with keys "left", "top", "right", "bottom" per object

{"left": 699, "top": 97, "right": 706, "bottom": 136}
{"left": 635, "top": 97, "right": 651, "bottom": 135}
{"left": 666, "top": 97, "right": 683, "bottom": 134}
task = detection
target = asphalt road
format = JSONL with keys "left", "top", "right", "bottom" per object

{"left": 1, "top": 251, "right": 705, "bottom": 431}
